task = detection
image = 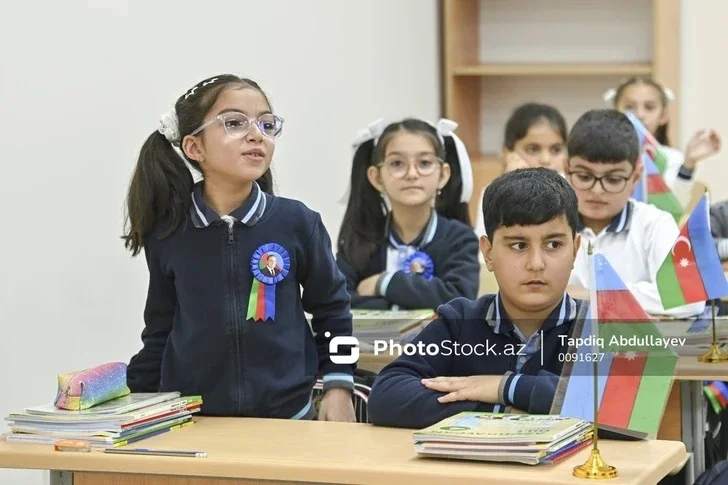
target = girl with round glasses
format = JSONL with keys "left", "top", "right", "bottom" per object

{"left": 337, "top": 118, "right": 480, "bottom": 311}
{"left": 122, "top": 74, "right": 356, "bottom": 422}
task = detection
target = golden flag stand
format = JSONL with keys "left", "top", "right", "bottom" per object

{"left": 572, "top": 355, "right": 617, "bottom": 479}
{"left": 698, "top": 300, "right": 728, "bottom": 363}
{"left": 573, "top": 243, "right": 617, "bottom": 479}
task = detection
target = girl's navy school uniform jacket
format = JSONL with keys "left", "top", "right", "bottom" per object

{"left": 336, "top": 212, "right": 480, "bottom": 310}
{"left": 367, "top": 293, "right": 586, "bottom": 430}
{"left": 126, "top": 181, "right": 354, "bottom": 420}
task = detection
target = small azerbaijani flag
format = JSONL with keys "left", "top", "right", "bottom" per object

{"left": 551, "top": 250, "right": 678, "bottom": 439}
{"left": 632, "top": 153, "right": 683, "bottom": 222}
{"left": 657, "top": 194, "right": 728, "bottom": 309}
{"left": 625, "top": 112, "right": 670, "bottom": 175}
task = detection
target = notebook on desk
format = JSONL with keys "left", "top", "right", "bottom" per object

{"left": 413, "top": 412, "right": 593, "bottom": 465}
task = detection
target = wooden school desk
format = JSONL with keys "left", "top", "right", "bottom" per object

{"left": 667, "top": 357, "right": 728, "bottom": 481}
{"left": 0, "top": 417, "right": 686, "bottom": 485}
{"left": 358, "top": 352, "right": 728, "bottom": 482}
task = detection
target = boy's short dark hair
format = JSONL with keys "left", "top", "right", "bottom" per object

{"left": 567, "top": 109, "right": 640, "bottom": 166}
{"left": 482, "top": 168, "right": 579, "bottom": 239}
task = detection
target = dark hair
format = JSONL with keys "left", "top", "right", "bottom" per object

{"left": 504, "top": 103, "right": 568, "bottom": 150}
{"left": 612, "top": 76, "right": 670, "bottom": 145}
{"left": 567, "top": 109, "right": 639, "bottom": 166}
{"left": 482, "top": 167, "right": 579, "bottom": 240}
{"left": 337, "top": 118, "right": 471, "bottom": 274}
{"left": 122, "top": 74, "right": 275, "bottom": 256}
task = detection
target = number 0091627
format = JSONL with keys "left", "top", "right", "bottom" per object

{"left": 558, "top": 352, "right": 605, "bottom": 363}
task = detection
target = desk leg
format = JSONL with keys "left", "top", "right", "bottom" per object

{"left": 681, "top": 381, "right": 706, "bottom": 479}
{"left": 50, "top": 470, "right": 74, "bottom": 485}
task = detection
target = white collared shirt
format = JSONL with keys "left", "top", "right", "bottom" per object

{"left": 569, "top": 200, "right": 706, "bottom": 318}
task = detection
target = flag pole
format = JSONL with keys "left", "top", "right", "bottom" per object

{"left": 573, "top": 242, "right": 618, "bottom": 480}
{"left": 695, "top": 191, "right": 728, "bottom": 363}
{"left": 698, "top": 299, "right": 728, "bottom": 363}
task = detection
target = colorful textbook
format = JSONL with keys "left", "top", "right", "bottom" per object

{"left": 413, "top": 412, "right": 592, "bottom": 465}
{"left": 3, "top": 393, "right": 202, "bottom": 448}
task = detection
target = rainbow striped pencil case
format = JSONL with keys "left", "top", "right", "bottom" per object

{"left": 54, "top": 362, "right": 131, "bottom": 411}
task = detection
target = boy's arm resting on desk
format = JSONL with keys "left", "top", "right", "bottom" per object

{"left": 376, "top": 232, "right": 480, "bottom": 309}
{"left": 303, "top": 215, "right": 354, "bottom": 391}
{"left": 127, "top": 246, "right": 175, "bottom": 393}
{"left": 367, "top": 313, "right": 502, "bottom": 429}
{"left": 499, "top": 370, "right": 560, "bottom": 415}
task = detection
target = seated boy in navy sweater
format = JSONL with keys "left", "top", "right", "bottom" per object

{"left": 367, "top": 168, "right": 587, "bottom": 429}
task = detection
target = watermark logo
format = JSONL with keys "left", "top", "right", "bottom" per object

{"left": 326, "top": 332, "right": 360, "bottom": 364}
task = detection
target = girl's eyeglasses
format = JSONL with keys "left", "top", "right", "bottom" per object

{"left": 377, "top": 156, "right": 444, "bottom": 179}
{"left": 191, "top": 112, "right": 285, "bottom": 139}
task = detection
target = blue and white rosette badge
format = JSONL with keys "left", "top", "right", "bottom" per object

{"left": 402, "top": 251, "right": 434, "bottom": 281}
{"left": 246, "top": 243, "right": 290, "bottom": 322}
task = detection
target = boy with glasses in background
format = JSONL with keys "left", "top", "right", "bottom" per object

{"left": 565, "top": 109, "right": 705, "bottom": 318}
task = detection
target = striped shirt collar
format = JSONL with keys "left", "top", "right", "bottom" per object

{"left": 485, "top": 293, "right": 577, "bottom": 336}
{"left": 190, "top": 181, "right": 267, "bottom": 228}
{"left": 386, "top": 210, "right": 438, "bottom": 249}
{"left": 577, "top": 200, "right": 634, "bottom": 235}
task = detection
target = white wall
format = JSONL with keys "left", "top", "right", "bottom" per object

{"left": 681, "top": 0, "right": 728, "bottom": 203}
{"left": 0, "top": 1, "right": 439, "bottom": 483}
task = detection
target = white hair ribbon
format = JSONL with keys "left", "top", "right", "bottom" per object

{"left": 158, "top": 108, "right": 180, "bottom": 143}
{"left": 602, "top": 88, "right": 617, "bottom": 104}
{"left": 433, "top": 118, "right": 473, "bottom": 203}
{"left": 340, "top": 118, "right": 389, "bottom": 205}
{"left": 352, "top": 118, "right": 388, "bottom": 149}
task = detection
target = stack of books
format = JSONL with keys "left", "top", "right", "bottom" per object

{"left": 351, "top": 309, "right": 436, "bottom": 347}
{"left": 3, "top": 392, "right": 201, "bottom": 448}
{"left": 413, "top": 412, "right": 593, "bottom": 465}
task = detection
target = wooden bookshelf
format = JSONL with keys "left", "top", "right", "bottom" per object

{"left": 441, "top": 0, "right": 681, "bottom": 223}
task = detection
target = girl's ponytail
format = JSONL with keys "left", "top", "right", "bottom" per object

{"left": 432, "top": 119, "right": 473, "bottom": 227}
{"left": 438, "top": 134, "right": 472, "bottom": 226}
{"left": 338, "top": 137, "right": 387, "bottom": 275}
{"left": 123, "top": 130, "right": 193, "bottom": 256}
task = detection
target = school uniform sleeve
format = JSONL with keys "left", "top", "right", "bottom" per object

{"left": 376, "top": 229, "right": 480, "bottom": 310}
{"left": 126, "top": 243, "right": 175, "bottom": 393}
{"left": 301, "top": 214, "right": 355, "bottom": 391}
{"left": 710, "top": 202, "right": 728, "bottom": 260}
{"left": 367, "top": 302, "right": 504, "bottom": 430}
{"left": 625, "top": 209, "right": 706, "bottom": 318}
{"left": 336, "top": 254, "right": 391, "bottom": 310}
{"left": 498, "top": 370, "right": 560, "bottom": 414}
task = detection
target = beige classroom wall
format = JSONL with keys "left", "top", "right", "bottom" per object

{"left": 682, "top": 0, "right": 728, "bottom": 203}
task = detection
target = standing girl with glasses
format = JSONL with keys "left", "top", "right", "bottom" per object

{"left": 122, "top": 74, "right": 355, "bottom": 422}
{"left": 336, "top": 118, "right": 480, "bottom": 311}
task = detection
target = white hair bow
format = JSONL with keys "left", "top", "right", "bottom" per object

{"left": 352, "top": 118, "right": 388, "bottom": 148}
{"left": 158, "top": 108, "right": 180, "bottom": 143}
{"left": 433, "top": 118, "right": 474, "bottom": 203}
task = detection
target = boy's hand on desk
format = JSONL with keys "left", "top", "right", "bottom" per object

{"left": 357, "top": 274, "right": 381, "bottom": 297}
{"left": 421, "top": 375, "right": 502, "bottom": 404}
{"left": 317, "top": 388, "right": 356, "bottom": 422}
